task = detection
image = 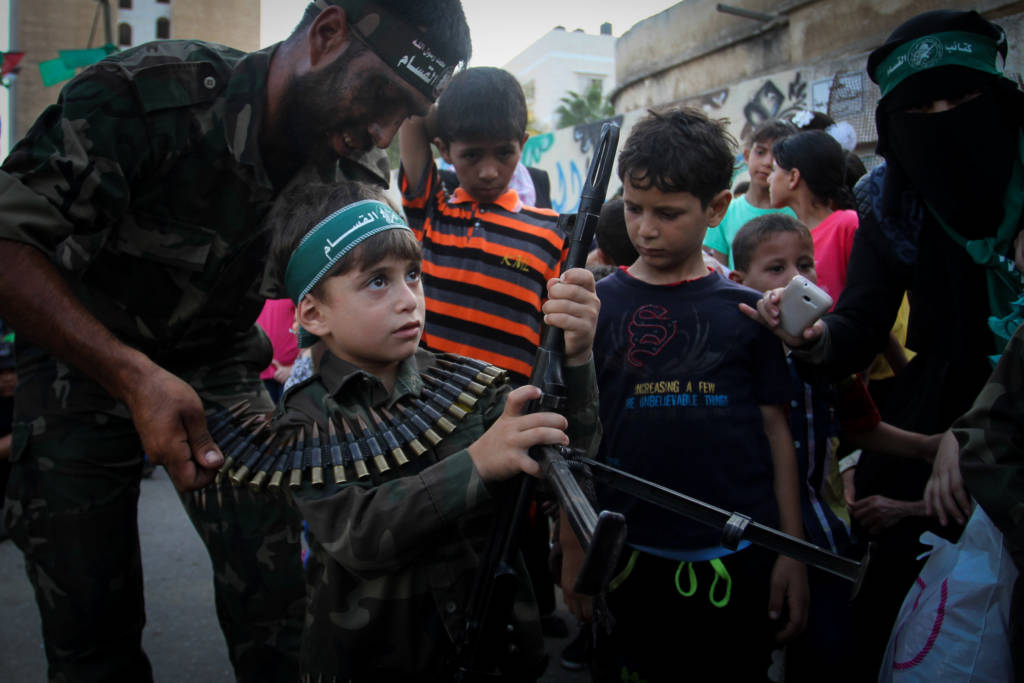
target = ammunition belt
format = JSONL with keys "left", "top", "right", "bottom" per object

{"left": 199, "top": 354, "right": 507, "bottom": 495}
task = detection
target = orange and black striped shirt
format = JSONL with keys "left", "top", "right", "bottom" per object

{"left": 401, "top": 164, "right": 566, "bottom": 385}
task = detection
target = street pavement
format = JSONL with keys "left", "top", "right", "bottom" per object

{"left": 0, "top": 467, "right": 588, "bottom": 682}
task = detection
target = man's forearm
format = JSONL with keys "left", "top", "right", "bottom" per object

{"left": 846, "top": 422, "right": 940, "bottom": 460}
{"left": 0, "top": 239, "right": 153, "bottom": 404}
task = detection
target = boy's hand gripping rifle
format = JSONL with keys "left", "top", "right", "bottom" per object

{"left": 455, "top": 122, "right": 626, "bottom": 680}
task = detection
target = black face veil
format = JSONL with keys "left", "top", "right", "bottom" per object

{"left": 867, "top": 10, "right": 1022, "bottom": 238}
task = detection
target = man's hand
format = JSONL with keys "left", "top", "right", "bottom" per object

{"left": 0, "top": 241, "right": 220, "bottom": 492}
{"left": 122, "top": 364, "right": 223, "bottom": 492}
{"left": 769, "top": 555, "right": 808, "bottom": 642}
{"left": 467, "top": 385, "right": 568, "bottom": 482}
{"left": 924, "top": 430, "right": 972, "bottom": 526}
{"left": 850, "top": 495, "right": 926, "bottom": 534}
{"left": 542, "top": 267, "right": 599, "bottom": 366}
{"left": 271, "top": 360, "right": 293, "bottom": 385}
{"left": 738, "top": 287, "right": 825, "bottom": 347}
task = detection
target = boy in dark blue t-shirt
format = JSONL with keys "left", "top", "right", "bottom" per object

{"left": 560, "top": 108, "right": 807, "bottom": 682}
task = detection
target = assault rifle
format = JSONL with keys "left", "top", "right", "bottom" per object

{"left": 577, "top": 457, "right": 871, "bottom": 590}
{"left": 455, "top": 122, "right": 626, "bottom": 681}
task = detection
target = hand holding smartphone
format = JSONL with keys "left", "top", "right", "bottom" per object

{"left": 778, "top": 275, "right": 832, "bottom": 337}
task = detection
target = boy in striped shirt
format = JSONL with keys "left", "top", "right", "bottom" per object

{"left": 398, "top": 67, "right": 565, "bottom": 386}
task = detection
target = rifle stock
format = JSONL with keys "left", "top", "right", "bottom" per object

{"left": 456, "top": 122, "right": 626, "bottom": 680}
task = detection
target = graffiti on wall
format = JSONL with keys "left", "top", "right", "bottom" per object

{"left": 522, "top": 114, "right": 634, "bottom": 213}
{"left": 513, "top": 67, "right": 866, "bottom": 215}
{"left": 681, "top": 69, "right": 813, "bottom": 141}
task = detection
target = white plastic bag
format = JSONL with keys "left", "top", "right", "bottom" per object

{"left": 879, "top": 505, "right": 1018, "bottom": 682}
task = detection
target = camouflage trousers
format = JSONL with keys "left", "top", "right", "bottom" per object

{"left": 3, "top": 342, "right": 304, "bottom": 683}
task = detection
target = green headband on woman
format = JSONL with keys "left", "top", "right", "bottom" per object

{"left": 874, "top": 30, "right": 1004, "bottom": 98}
{"left": 285, "top": 199, "right": 411, "bottom": 347}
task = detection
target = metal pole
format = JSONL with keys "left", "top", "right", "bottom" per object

{"left": 99, "top": 0, "right": 112, "bottom": 46}
{"left": 715, "top": 4, "right": 777, "bottom": 22}
{"left": 87, "top": 0, "right": 100, "bottom": 48}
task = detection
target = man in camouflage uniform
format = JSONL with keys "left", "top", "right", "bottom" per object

{"left": 0, "top": 1, "right": 471, "bottom": 681}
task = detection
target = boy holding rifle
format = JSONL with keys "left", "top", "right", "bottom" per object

{"left": 561, "top": 109, "right": 808, "bottom": 682}
{"left": 258, "top": 179, "right": 600, "bottom": 682}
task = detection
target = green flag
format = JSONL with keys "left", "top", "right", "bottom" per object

{"left": 40, "top": 43, "right": 117, "bottom": 87}
{"left": 39, "top": 57, "right": 76, "bottom": 87}
{"left": 58, "top": 46, "right": 110, "bottom": 68}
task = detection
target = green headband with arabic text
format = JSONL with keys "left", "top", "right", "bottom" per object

{"left": 874, "top": 30, "right": 1004, "bottom": 99}
{"left": 285, "top": 199, "right": 411, "bottom": 347}
{"left": 314, "top": 0, "right": 461, "bottom": 101}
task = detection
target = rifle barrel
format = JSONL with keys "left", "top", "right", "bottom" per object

{"left": 581, "top": 457, "right": 867, "bottom": 587}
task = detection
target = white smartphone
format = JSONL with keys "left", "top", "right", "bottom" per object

{"left": 778, "top": 275, "right": 833, "bottom": 337}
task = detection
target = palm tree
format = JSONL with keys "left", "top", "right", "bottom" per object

{"left": 554, "top": 81, "right": 615, "bottom": 129}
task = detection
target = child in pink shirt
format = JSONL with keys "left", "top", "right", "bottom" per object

{"left": 767, "top": 130, "right": 859, "bottom": 306}
{"left": 256, "top": 298, "right": 298, "bottom": 401}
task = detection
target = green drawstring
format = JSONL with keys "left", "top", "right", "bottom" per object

{"left": 674, "top": 558, "right": 733, "bottom": 608}
{"left": 674, "top": 561, "right": 697, "bottom": 597}
{"left": 608, "top": 550, "right": 639, "bottom": 593}
{"left": 708, "top": 558, "right": 732, "bottom": 608}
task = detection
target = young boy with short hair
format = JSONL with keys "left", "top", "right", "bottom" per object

{"left": 560, "top": 108, "right": 807, "bottom": 682}
{"left": 705, "top": 119, "right": 798, "bottom": 268}
{"left": 729, "top": 213, "right": 941, "bottom": 682}
{"left": 261, "top": 180, "right": 601, "bottom": 682}
{"left": 730, "top": 214, "right": 856, "bottom": 544}
{"left": 399, "top": 67, "right": 564, "bottom": 386}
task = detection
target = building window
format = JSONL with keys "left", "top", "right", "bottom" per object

{"left": 118, "top": 23, "right": 132, "bottom": 47}
{"left": 118, "top": 0, "right": 131, "bottom": 8}
{"left": 523, "top": 80, "right": 536, "bottom": 102}
{"left": 156, "top": 18, "right": 171, "bottom": 39}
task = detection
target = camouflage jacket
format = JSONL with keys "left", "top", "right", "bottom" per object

{"left": 956, "top": 322, "right": 1024, "bottom": 569}
{"left": 0, "top": 40, "right": 388, "bottom": 378}
{"left": 273, "top": 348, "right": 600, "bottom": 682}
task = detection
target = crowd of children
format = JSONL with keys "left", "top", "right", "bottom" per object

{"left": 221, "top": 9, "right": 1024, "bottom": 680}
{"left": 3, "top": 5, "right": 1022, "bottom": 683}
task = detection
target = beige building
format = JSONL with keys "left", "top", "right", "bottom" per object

{"left": 6, "top": 0, "right": 258, "bottom": 146}
{"left": 612, "top": 0, "right": 1023, "bottom": 163}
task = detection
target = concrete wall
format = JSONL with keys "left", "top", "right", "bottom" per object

{"left": 171, "top": 0, "right": 259, "bottom": 52}
{"left": 611, "top": 0, "right": 1022, "bottom": 162}
{"left": 117, "top": 1, "right": 259, "bottom": 52}
{"left": 613, "top": 0, "right": 1011, "bottom": 115}
{"left": 519, "top": 1, "right": 1024, "bottom": 213}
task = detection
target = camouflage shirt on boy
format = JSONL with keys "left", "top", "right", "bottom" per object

{"left": 274, "top": 348, "right": 600, "bottom": 682}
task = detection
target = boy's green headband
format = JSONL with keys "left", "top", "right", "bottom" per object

{"left": 285, "top": 199, "right": 409, "bottom": 304}
{"left": 285, "top": 199, "right": 410, "bottom": 347}
{"left": 874, "top": 30, "right": 1003, "bottom": 99}
{"left": 314, "top": 0, "right": 460, "bottom": 101}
